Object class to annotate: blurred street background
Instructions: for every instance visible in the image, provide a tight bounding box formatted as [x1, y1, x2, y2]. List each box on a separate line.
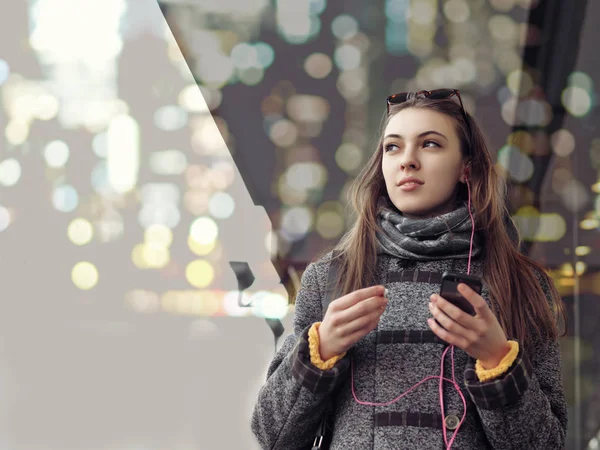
[0, 0, 598, 448]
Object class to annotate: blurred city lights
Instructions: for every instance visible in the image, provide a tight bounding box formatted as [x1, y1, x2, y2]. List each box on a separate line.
[72, 261, 99, 290]
[67, 218, 94, 246]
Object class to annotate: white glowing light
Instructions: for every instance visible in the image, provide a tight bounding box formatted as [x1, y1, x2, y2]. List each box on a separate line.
[107, 114, 140, 194]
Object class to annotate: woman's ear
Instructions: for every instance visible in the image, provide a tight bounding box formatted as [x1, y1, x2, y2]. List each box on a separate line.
[461, 162, 471, 183]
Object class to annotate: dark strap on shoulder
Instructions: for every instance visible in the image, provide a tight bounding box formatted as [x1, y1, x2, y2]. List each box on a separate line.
[311, 250, 341, 450]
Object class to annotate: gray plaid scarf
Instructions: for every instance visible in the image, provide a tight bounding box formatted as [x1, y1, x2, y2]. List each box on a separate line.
[375, 197, 484, 261]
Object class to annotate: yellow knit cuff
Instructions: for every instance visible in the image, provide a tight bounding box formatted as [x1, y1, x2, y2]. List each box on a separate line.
[475, 340, 520, 382]
[308, 322, 347, 371]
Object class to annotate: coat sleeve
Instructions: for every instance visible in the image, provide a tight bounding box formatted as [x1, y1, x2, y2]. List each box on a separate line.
[250, 259, 351, 450]
[463, 273, 568, 449]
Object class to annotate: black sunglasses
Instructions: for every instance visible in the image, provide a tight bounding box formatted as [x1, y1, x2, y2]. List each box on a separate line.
[386, 88, 468, 123]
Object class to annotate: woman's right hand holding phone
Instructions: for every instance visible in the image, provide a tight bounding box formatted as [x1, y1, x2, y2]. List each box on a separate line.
[318, 285, 388, 360]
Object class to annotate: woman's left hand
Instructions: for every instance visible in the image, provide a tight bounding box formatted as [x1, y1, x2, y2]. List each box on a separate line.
[427, 283, 511, 369]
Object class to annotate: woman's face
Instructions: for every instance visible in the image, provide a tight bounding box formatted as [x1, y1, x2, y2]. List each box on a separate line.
[381, 107, 467, 219]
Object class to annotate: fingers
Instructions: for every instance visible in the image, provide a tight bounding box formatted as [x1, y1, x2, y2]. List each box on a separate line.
[428, 299, 470, 336]
[430, 294, 474, 328]
[337, 293, 388, 324]
[427, 317, 468, 348]
[339, 305, 385, 336]
[346, 315, 381, 344]
[333, 285, 386, 310]
[457, 283, 489, 316]
[319, 285, 388, 356]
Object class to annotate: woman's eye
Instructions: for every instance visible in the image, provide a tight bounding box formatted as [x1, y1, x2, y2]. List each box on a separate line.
[423, 140, 440, 148]
[384, 143, 398, 152]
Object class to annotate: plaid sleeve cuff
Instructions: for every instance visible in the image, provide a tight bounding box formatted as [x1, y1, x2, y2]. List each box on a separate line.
[464, 340, 533, 410]
[290, 324, 350, 395]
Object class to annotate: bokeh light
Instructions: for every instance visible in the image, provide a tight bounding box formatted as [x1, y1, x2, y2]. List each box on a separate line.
[444, 0, 471, 23]
[142, 243, 170, 269]
[208, 192, 235, 219]
[190, 216, 219, 245]
[335, 143, 363, 174]
[145, 224, 173, 248]
[562, 86, 592, 117]
[0, 59, 9, 85]
[513, 208, 567, 242]
[281, 206, 313, 241]
[331, 14, 359, 40]
[43, 140, 70, 168]
[251, 291, 289, 319]
[107, 114, 140, 194]
[304, 53, 333, 79]
[560, 179, 590, 213]
[52, 185, 79, 213]
[0, 158, 22, 187]
[154, 105, 188, 131]
[72, 261, 99, 290]
[0, 206, 11, 232]
[188, 236, 218, 257]
[497, 145, 535, 183]
[551, 129, 576, 157]
[67, 218, 94, 246]
[285, 162, 327, 190]
[185, 259, 215, 288]
[334, 44, 361, 71]
[149, 149, 187, 175]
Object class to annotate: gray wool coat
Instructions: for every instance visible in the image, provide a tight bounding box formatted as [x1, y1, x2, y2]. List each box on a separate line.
[251, 251, 568, 449]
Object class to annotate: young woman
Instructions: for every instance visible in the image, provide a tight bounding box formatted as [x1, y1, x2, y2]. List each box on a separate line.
[251, 89, 567, 449]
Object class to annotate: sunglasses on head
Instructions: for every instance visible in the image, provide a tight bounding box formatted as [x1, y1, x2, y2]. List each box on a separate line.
[386, 88, 468, 120]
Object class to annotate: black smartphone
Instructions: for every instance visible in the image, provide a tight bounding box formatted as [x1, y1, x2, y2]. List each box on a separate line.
[439, 272, 483, 316]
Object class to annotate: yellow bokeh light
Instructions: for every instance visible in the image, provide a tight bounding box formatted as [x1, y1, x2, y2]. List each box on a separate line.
[575, 246, 591, 256]
[316, 210, 345, 240]
[443, 0, 470, 23]
[560, 263, 574, 277]
[562, 86, 592, 117]
[36, 94, 60, 121]
[161, 291, 177, 313]
[142, 243, 170, 269]
[580, 218, 599, 230]
[144, 224, 173, 247]
[72, 261, 99, 290]
[185, 260, 215, 288]
[188, 235, 217, 256]
[132, 244, 147, 269]
[576, 261, 587, 276]
[67, 218, 94, 246]
[200, 291, 222, 316]
[5, 120, 29, 146]
[335, 143, 363, 173]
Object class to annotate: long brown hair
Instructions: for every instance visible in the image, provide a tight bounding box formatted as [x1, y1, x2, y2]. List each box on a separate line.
[328, 96, 565, 351]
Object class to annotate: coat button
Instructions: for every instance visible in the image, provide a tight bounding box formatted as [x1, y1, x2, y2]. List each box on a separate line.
[444, 414, 460, 430]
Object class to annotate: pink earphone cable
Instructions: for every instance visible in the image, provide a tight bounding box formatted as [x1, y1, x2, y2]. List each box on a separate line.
[351, 175, 475, 450]
[466, 176, 474, 276]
